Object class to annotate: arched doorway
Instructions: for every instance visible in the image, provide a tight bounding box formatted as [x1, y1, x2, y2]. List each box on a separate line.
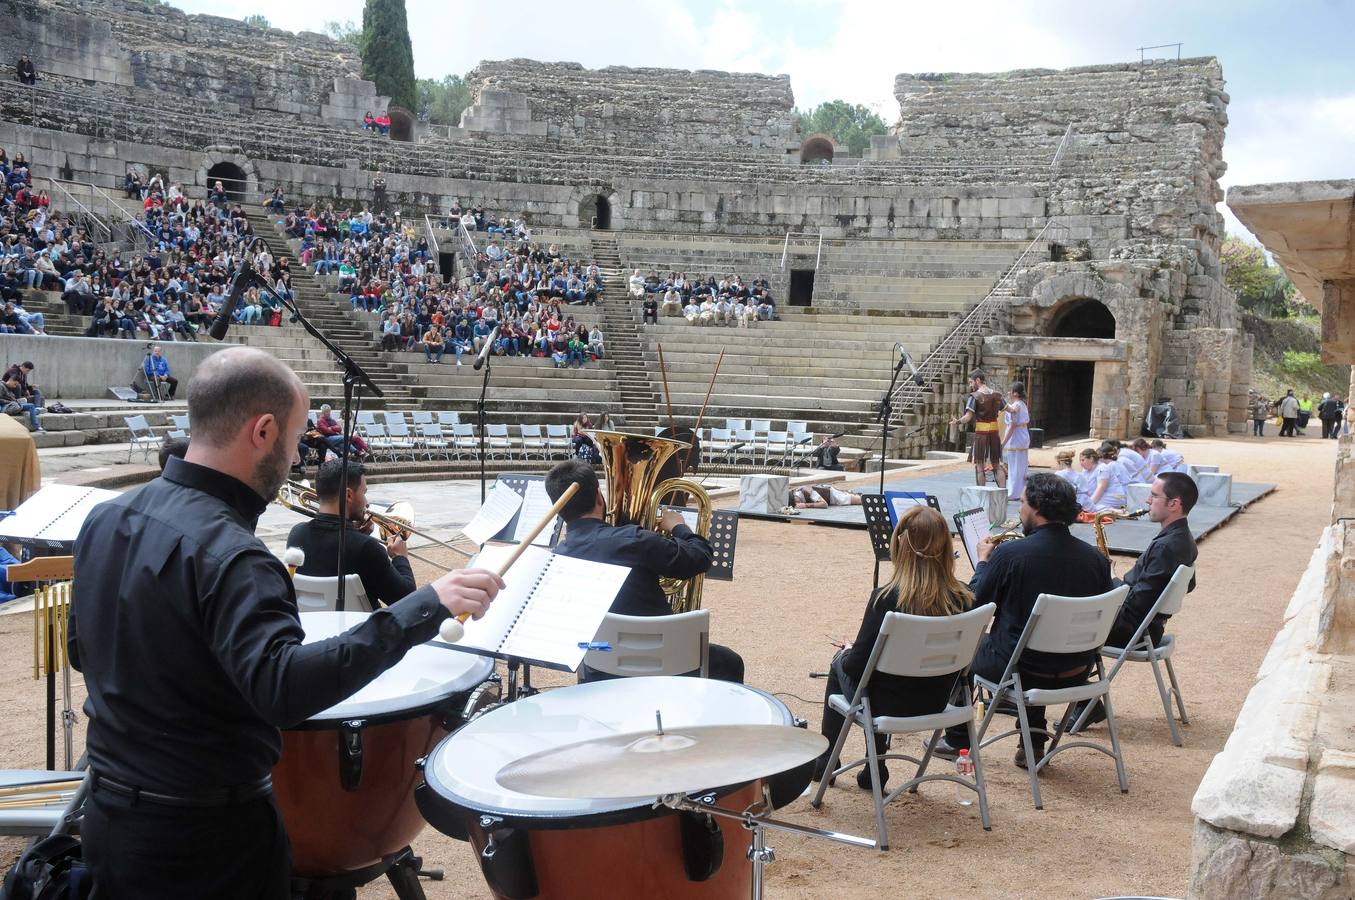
[387, 106, 415, 143]
[1041, 298, 1116, 439]
[206, 162, 247, 202]
[580, 195, 611, 230]
[799, 133, 835, 166]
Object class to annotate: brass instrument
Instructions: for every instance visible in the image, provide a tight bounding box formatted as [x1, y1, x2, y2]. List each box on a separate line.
[1091, 508, 1148, 558]
[593, 431, 715, 613]
[275, 480, 473, 567]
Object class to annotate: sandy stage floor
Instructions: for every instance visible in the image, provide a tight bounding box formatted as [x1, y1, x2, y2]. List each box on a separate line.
[0, 430, 1336, 898]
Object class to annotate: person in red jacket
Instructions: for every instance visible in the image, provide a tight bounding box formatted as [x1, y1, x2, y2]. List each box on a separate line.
[316, 404, 370, 460]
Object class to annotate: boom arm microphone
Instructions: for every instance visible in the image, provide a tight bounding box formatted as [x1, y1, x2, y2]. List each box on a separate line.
[472, 325, 500, 370]
[208, 258, 255, 341]
[895, 345, 924, 387]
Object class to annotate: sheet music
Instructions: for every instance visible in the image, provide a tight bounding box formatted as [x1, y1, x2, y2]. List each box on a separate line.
[512, 480, 559, 547]
[957, 508, 990, 572]
[885, 492, 929, 527]
[461, 484, 523, 546]
[456, 543, 548, 653]
[498, 553, 628, 669]
[0, 485, 120, 544]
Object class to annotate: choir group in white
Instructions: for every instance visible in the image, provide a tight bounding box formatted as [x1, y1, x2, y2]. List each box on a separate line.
[1053, 438, 1188, 513]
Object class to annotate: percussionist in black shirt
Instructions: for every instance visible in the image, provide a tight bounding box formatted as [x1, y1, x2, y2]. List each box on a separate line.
[286, 458, 416, 607]
[545, 458, 745, 683]
[68, 346, 503, 900]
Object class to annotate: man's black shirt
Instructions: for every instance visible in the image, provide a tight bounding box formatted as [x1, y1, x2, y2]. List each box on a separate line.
[70, 457, 449, 793]
[970, 522, 1112, 672]
[1113, 517, 1197, 639]
[286, 513, 416, 608]
[553, 517, 712, 617]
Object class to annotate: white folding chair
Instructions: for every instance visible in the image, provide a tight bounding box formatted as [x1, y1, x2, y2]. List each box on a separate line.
[731, 428, 759, 465]
[812, 603, 997, 847]
[788, 431, 817, 467]
[436, 411, 461, 427]
[124, 414, 161, 463]
[382, 411, 407, 428]
[583, 611, 710, 678]
[385, 422, 417, 460]
[519, 424, 548, 460]
[786, 420, 808, 438]
[451, 422, 477, 458]
[706, 427, 733, 464]
[291, 573, 372, 613]
[1079, 565, 1195, 746]
[411, 410, 435, 426]
[485, 423, 512, 460]
[545, 424, 571, 458]
[750, 418, 772, 435]
[764, 430, 790, 466]
[974, 585, 1130, 810]
[356, 410, 378, 428]
[419, 423, 451, 460]
[724, 418, 747, 432]
[170, 414, 191, 433]
[364, 423, 394, 460]
[166, 429, 187, 441]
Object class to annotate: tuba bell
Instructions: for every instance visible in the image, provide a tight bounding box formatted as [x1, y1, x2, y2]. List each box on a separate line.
[592, 430, 714, 613]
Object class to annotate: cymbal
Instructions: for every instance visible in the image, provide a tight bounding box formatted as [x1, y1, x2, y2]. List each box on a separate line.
[495, 724, 826, 800]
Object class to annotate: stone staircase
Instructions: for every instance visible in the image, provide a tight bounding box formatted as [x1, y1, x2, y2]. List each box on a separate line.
[589, 230, 661, 429]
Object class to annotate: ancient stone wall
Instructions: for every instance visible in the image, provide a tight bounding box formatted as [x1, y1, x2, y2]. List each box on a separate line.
[462, 60, 800, 152]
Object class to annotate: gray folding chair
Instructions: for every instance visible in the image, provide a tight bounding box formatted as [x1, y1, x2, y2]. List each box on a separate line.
[169, 414, 191, 434]
[355, 410, 378, 428]
[123, 414, 161, 463]
[418, 423, 451, 460]
[519, 424, 548, 460]
[545, 424, 571, 458]
[385, 421, 417, 460]
[436, 411, 461, 428]
[411, 410, 435, 426]
[974, 585, 1130, 810]
[811, 603, 996, 848]
[1079, 565, 1194, 746]
[582, 611, 710, 678]
[451, 422, 476, 459]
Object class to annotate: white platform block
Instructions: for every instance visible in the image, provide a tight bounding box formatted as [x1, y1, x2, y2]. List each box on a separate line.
[959, 484, 1009, 526]
[1196, 472, 1234, 507]
[739, 474, 789, 514]
[1188, 464, 1220, 480]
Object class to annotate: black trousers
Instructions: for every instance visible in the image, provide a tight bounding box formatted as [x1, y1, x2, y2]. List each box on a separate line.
[1280, 417, 1297, 436]
[579, 642, 745, 684]
[944, 636, 1090, 750]
[82, 785, 291, 900]
[151, 375, 178, 399]
[1321, 418, 1339, 439]
[818, 652, 887, 759]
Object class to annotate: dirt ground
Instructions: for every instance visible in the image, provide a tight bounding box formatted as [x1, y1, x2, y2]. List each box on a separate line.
[0, 429, 1336, 898]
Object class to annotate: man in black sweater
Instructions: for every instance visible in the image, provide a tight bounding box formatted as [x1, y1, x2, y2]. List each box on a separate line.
[931, 473, 1112, 768]
[546, 459, 745, 683]
[286, 459, 416, 608]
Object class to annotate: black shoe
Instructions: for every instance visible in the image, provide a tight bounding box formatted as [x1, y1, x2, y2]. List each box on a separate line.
[922, 735, 964, 762]
[1014, 743, 1046, 770]
[857, 762, 888, 791]
[812, 754, 829, 782]
[1062, 700, 1106, 734]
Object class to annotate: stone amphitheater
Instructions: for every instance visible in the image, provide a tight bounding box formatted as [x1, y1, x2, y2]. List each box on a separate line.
[0, 0, 1252, 463]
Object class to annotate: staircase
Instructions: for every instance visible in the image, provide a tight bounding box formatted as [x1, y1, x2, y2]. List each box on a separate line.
[242, 206, 411, 409]
[589, 231, 661, 429]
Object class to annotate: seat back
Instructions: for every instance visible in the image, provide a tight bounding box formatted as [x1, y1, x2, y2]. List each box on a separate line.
[872, 603, 996, 680]
[1024, 586, 1129, 656]
[411, 411, 434, 425]
[388, 422, 411, 438]
[170, 414, 191, 431]
[166, 429, 187, 440]
[725, 418, 747, 432]
[585, 611, 710, 677]
[452, 423, 475, 438]
[419, 424, 444, 440]
[786, 421, 808, 436]
[546, 424, 569, 438]
[124, 414, 150, 434]
[436, 411, 461, 426]
[487, 424, 509, 438]
[1154, 565, 1194, 618]
[356, 411, 377, 426]
[750, 419, 772, 434]
[366, 423, 388, 439]
[520, 424, 542, 439]
[292, 573, 371, 614]
[382, 411, 406, 427]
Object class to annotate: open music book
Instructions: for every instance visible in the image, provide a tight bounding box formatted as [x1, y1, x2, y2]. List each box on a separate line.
[953, 507, 991, 573]
[439, 543, 628, 672]
[0, 484, 120, 549]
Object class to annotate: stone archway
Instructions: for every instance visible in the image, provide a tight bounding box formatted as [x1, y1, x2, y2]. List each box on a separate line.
[1042, 297, 1116, 438]
[198, 151, 258, 203]
[574, 188, 621, 230]
[799, 133, 835, 166]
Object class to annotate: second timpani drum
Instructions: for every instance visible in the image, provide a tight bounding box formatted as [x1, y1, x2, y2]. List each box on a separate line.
[415, 676, 812, 899]
[273, 611, 496, 877]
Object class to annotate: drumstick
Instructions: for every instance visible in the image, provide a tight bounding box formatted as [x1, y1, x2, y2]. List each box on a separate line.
[438, 481, 579, 643]
[0, 778, 83, 799]
[283, 547, 305, 578]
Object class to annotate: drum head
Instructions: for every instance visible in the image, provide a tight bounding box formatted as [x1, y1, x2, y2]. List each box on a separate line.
[420, 676, 793, 829]
[298, 612, 494, 724]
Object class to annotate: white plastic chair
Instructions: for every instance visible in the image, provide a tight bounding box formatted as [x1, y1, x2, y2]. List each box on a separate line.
[355, 410, 378, 428]
[436, 411, 461, 427]
[364, 423, 394, 460]
[169, 414, 191, 433]
[545, 424, 571, 458]
[974, 585, 1130, 810]
[750, 418, 772, 435]
[485, 423, 512, 460]
[706, 427, 733, 464]
[385, 422, 417, 460]
[419, 423, 451, 460]
[450, 422, 476, 458]
[764, 430, 790, 466]
[731, 428, 759, 465]
[812, 603, 997, 847]
[583, 611, 710, 678]
[166, 429, 187, 441]
[519, 424, 548, 460]
[382, 411, 407, 428]
[291, 573, 372, 613]
[124, 414, 161, 463]
[788, 431, 817, 467]
[1081, 565, 1195, 746]
[411, 410, 435, 426]
[786, 421, 809, 438]
[725, 418, 747, 432]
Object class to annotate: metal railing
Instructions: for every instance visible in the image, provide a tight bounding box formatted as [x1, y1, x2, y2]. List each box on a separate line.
[38, 178, 112, 245]
[423, 213, 443, 279]
[780, 229, 824, 270]
[886, 217, 1070, 426]
[456, 218, 478, 260]
[1051, 124, 1075, 171]
[86, 181, 157, 249]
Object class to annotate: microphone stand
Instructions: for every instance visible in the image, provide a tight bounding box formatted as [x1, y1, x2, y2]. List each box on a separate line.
[476, 347, 492, 504]
[244, 273, 383, 613]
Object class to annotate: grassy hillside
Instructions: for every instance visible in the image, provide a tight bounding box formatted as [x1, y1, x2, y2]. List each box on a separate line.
[1244, 314, 1351, 402]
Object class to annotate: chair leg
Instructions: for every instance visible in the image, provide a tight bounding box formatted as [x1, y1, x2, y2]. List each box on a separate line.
[810, 712, 854, 809]
[910, 729, 939, 793]
[1165, 656, 1190, 724]
[966, 717, 992, 830]
[1013, 696, 1043, 810]
[1149, 654, 1183, 747]
[1102, 690, 1130, 794]
[861, 717, 890, 850]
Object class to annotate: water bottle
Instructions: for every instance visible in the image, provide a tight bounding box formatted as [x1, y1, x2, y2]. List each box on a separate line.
[956, 749, 974, 806]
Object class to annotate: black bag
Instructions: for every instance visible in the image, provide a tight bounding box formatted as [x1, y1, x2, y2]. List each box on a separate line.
[45, 403, 72, 415]
[1, 835, 93, 900]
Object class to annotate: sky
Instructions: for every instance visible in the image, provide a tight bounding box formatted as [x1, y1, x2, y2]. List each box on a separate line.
[172, 0, 1355, 243]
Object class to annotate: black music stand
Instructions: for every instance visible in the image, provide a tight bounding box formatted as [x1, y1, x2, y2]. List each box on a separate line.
[861, 495, 894, 590]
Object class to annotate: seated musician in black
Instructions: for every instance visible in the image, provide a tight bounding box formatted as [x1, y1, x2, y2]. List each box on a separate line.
[285, 459, 416, 608]
[545, 459, 745, 683]
[928, 473, 1112, 769]
[815, 505, 973, 789]
[1066, 471, 1198, 731]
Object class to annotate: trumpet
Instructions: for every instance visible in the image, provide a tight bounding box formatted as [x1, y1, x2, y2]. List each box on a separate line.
[275, 480, 474, 568]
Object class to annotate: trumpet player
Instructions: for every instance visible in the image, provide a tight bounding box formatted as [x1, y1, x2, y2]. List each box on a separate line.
[286, 459, 415, 607]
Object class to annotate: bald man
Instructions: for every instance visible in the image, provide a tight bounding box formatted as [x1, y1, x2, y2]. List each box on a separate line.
[68, 347, 503, 899]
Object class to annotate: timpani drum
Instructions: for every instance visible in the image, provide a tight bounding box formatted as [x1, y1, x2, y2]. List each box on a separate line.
[416, 676, 812, 900]
[273, 611, 496, 877]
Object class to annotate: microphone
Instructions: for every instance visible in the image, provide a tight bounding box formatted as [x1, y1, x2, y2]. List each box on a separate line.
[208, 259, 254, 341]
[895, 345, 924, 386]
[472, 325, 500, 370]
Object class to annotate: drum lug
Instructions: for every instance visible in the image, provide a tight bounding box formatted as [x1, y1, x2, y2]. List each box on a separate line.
[792, 716, 808, 729]
[480, 823, 538, 899]
[339, 719, 366, 792]
[414, 755, 426, 771]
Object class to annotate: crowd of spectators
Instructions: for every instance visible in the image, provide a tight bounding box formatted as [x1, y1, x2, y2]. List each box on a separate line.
[0, 148, 61, 335]
[630, 270, 776, 326]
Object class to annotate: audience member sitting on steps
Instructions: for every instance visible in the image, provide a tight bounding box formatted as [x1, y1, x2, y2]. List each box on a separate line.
[15, 55, 35, 85]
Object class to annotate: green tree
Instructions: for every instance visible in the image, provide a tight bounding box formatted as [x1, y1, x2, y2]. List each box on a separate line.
[242, 13, 270, 29]
[795, 100, 889, 157]
[360, 0, 416, 112]
[323, 19, 363, 50]
[417, 75, 471, 126]
[1222, 236, 1297, 317]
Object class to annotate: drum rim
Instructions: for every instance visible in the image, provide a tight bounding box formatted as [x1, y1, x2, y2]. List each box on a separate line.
[416, 679, 793, 829]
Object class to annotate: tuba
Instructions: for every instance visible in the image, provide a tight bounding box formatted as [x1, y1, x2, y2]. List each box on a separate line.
[593, 430, 714, 613]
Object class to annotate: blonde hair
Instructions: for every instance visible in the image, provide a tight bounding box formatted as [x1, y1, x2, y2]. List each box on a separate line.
[884, 506, 973, 618]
